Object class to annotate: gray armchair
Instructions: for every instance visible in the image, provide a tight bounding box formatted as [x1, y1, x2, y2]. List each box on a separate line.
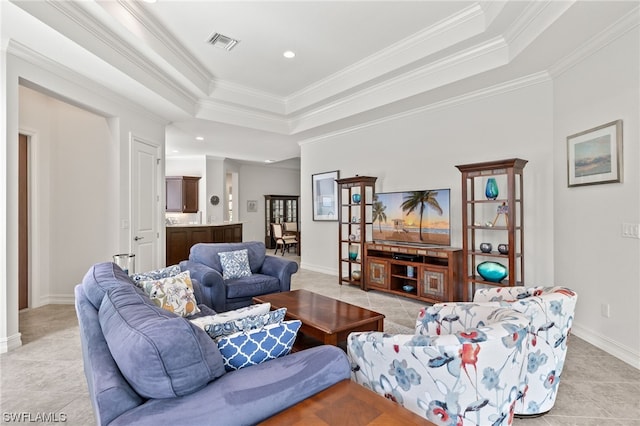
[180, 241, 298, 312]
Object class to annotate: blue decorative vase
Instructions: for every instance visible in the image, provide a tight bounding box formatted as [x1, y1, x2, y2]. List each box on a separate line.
[477, 261, 508, 282]
[485, 178, 499, 200]
[352, 193, 361, 204]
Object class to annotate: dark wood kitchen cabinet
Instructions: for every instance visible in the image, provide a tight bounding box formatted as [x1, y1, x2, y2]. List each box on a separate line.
[166, 223, 243, 265]
[166, 176, 200, 213]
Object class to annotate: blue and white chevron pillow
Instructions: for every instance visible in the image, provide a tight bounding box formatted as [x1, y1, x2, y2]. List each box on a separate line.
[216, 320, 301, 371]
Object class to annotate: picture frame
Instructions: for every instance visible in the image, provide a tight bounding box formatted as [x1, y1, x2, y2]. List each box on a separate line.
[246, 200, 258, 213]
[567, 120, 623, 187]
[312, 170, 339, 221]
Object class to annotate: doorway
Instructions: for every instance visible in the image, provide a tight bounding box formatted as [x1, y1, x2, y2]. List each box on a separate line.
[18, 134, 28, 310]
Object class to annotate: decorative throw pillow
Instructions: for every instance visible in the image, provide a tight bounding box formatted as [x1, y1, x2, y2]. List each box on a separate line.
[216, 320, 302, 371]
[218, 249, 252, 280]
[189, 303, 271, 330]
[204, 308, 287, 339]
[131, 265, 181, 288]
[140, 270, 200, 317]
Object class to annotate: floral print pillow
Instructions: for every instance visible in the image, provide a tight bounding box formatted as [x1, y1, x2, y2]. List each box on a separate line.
[131, 265, 181, 288]
[140, 270, 200, 317]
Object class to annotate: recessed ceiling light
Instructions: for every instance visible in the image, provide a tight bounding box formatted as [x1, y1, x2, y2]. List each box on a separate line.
[265, 159, 275, 163]
[195, 136, 204, 141]
[283, 50, 295, 59]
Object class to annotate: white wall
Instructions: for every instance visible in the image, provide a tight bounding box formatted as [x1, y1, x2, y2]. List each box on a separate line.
[553, 27, 640, 367]
[19, 86, 116, 304]
[237, 163, 301, 244]
[301, 79, 555, 281]
[1, 50, 166, 352]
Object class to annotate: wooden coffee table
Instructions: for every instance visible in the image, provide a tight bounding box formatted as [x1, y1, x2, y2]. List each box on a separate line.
[259, 379, 435, 425]
[252, 289, 384, 348]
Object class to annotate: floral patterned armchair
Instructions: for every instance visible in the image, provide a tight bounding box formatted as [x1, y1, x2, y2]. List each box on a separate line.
[471, 286, 578, 416]
[348, 305, 529, 425]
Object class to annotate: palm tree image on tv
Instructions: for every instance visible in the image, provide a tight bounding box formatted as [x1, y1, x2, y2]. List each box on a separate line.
[372, 189, 450, 246]
[400, 191, 443, 241]
[372, 195, 387, 232]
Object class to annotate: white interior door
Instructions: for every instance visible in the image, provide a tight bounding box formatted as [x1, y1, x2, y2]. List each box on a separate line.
[131, 136, 159, 273]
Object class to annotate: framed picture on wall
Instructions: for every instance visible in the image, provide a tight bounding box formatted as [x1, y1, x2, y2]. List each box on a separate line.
[312, 170, 339, 221]
[567, 119, 623, 187]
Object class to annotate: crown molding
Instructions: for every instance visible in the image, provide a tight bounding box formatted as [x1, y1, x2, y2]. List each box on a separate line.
[299, 71, 551, 147]
[290, 37, 509, 134]
[505, 0, 575, 60]
[285, 3, 490, 114]
[209, 79, 286, 115]
[549, 5, 640, 78]
[197, 99, 291, 134]
[7, 39, 168, 125]
[12, 0, 199, 114]
[108, 0, 213, 95]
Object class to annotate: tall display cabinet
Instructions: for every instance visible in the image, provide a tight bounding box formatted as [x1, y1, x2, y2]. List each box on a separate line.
[264, 195, 299, 250]
[456, 158, 527, 301]
[336, 176, 377, 288]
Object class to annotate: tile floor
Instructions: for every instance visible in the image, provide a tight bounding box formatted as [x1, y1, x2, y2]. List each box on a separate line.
[1, 263, 639, 425]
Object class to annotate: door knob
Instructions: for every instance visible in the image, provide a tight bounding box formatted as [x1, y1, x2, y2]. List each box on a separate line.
[134, 236, 144, 241]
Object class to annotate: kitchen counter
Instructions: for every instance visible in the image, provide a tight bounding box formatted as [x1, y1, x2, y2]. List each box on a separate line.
[166, 223, 243, 265]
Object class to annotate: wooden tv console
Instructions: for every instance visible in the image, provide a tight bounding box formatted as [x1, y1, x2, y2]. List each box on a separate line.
[364, 242, 463, 303]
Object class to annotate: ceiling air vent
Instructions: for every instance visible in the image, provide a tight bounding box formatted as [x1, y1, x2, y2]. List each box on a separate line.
[207, 32, 239, 51]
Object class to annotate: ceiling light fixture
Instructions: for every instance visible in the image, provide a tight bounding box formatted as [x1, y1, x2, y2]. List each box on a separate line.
[207, 32, 239, 51]
[195, 136, 204, 141]
[265, 159, 275, 163]
[283, 50, 296, 59]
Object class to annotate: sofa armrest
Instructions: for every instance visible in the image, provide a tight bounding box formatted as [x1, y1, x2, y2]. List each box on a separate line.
[261, 255, 299, 292]
[180, 260, 226, 312]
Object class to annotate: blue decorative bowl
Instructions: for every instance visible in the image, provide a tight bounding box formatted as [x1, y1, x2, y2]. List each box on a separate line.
[402, 284, 415, 292]
[477, 261, 508, 283]
[352, 194, 361, 204]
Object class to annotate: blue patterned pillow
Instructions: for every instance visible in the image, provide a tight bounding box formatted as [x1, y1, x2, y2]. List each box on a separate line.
[204, 308, 287, 339]
[131, 265, 181, 288]
[217, 320, 301, 371]
[218, 249, 252, 280]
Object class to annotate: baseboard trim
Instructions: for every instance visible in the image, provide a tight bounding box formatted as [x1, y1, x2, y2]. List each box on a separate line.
[571, 323, 640, 369]
[0, 332, 22, 353]
[298, 263, 337, 277]
[39, 294, 75, 305]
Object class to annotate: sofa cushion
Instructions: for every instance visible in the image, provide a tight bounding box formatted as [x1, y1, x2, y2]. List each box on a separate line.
[82, 262, 138, 309]
[189, 241, 267, 274]
[226, 274, 280, 299]
[99, 285, 225, 399]
[218, 249, 252, 280]
[204, 308, 287, 339]
[131, 264, 181, 286]
[139, 271, 201, 317]
[217, 320, 301, 371]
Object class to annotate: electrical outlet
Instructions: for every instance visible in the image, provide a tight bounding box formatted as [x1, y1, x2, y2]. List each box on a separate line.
[621, 223, 640, 239]
[601, 303, 611, 318]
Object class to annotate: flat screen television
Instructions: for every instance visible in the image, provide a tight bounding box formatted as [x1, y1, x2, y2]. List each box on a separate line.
[372, 189, 451, 246]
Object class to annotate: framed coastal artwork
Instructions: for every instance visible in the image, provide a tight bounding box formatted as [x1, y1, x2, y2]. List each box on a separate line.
[312, 170, 339, 221]
[567, 120, 622, 187]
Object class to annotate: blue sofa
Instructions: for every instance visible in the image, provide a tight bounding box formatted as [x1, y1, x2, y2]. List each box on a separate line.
[75, 262, 351, 426]
[180, 241, 298, 312]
